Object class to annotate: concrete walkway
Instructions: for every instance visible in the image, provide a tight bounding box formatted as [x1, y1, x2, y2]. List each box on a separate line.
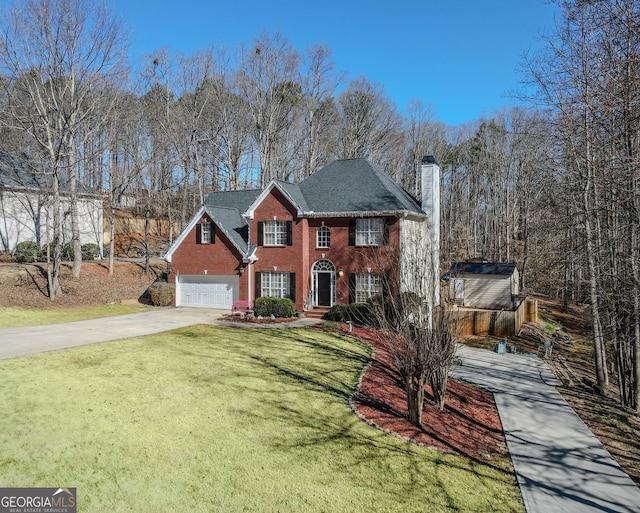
[453, 345, 640, 513]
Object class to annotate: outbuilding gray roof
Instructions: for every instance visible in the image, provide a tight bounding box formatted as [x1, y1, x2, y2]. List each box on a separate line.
[449, 262, 518, 276]
[200, 158, 425, 256]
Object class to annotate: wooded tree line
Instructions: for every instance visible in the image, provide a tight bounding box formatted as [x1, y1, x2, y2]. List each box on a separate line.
[0, 0, 638, 411]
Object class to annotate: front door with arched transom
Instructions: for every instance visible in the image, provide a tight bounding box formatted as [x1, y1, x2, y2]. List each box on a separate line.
[312, 259, 335, 307]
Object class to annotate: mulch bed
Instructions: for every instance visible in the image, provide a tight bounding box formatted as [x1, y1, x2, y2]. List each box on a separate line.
[220, 314, 297, 324]
[342, 324, 509, 460]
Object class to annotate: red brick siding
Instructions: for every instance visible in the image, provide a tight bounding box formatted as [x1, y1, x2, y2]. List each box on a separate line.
[307, 217, 400, 305]
[169, 215, 246, 304]
[170, 193, 403, 310]
[251, 189, 306, 309]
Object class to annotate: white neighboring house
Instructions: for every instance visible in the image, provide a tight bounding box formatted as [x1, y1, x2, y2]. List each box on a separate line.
[0, 152, 104, 255]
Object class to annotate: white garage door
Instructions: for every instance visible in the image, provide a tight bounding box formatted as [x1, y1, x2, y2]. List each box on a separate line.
[177, 275, 238, 309]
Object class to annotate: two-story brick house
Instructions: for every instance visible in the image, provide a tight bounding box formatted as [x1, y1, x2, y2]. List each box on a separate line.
[164, 157, 440, 312]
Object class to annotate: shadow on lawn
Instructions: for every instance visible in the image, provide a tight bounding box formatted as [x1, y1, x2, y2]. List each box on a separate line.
[162, 325, 518, 496]
[239, 328, 516, 479]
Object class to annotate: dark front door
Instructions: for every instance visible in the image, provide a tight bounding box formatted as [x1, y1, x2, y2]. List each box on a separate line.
[317, 272, 332, 306]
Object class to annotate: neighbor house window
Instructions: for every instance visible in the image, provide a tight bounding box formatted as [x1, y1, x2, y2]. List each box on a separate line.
[261, 271, 290, 298]
[354, 273, 383, 303]
[356, 218, 383, 246]
[317, 226, 330, 248]
[201, 222, 212, 243]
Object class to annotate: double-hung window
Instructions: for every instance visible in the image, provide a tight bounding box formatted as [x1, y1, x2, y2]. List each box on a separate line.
[261, 271, 290, 298]
[354, 273, 383, 303]
[355, 218, 383, 246]
[316, 226, 330, 248]
[200, 222, 212, 244]
[196, 222, 214, 244]
[262, 221, 289, 246]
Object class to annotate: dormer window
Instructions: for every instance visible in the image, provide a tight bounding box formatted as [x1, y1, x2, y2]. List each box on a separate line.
[316, 226, 330, 248]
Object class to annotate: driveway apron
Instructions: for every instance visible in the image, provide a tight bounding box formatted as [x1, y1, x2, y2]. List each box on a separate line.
[0, 308, 227, 360]
[453, 345, 640, 513]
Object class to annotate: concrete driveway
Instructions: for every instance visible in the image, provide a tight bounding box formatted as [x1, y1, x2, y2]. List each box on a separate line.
[0, 308, 227, 360]
[0, 308, 323, 360]
[453, 345, 640, 513]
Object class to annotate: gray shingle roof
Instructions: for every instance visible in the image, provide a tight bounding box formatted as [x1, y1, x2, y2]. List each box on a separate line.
[274, 180, 308, 212]
[204, 206, 249, 254]
[201, 158, 425, 256]
[0, 152, 46, 189]
[204, 189, 261, 212]
[449, 262, 517, 276]
[298, 159, 424, 215]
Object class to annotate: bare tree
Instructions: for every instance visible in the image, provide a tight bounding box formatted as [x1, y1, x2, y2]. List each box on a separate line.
[526, 0, 640, 408]
[238, 32, 302, 186]
[354, 218, 456, 427]
[337, 77, 405, 171]
[0, 0, 129, 297]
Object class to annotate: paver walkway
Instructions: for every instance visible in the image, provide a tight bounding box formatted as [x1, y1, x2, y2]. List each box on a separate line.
[453, 345, 640, 513]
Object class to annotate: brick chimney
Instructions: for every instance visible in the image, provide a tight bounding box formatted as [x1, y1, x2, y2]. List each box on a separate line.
[421, 155, 440, 305]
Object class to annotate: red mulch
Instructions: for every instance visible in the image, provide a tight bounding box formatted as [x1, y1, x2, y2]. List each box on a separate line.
[343, 324, 509, 460]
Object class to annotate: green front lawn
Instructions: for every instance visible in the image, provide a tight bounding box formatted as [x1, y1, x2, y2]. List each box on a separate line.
[0, 327, 523, 512]
[0, 303, 151, 328]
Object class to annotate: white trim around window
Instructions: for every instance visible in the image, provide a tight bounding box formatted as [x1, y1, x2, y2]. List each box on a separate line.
[356, 218, 383, 246]
[261, 271, 290, 298]
[201, 222, 212, 244]
[316, 225, 330, 248]
[264, 221, 288, 246]
[355, 273, 383, 303]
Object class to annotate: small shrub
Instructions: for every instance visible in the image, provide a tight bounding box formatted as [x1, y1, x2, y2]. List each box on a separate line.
[81, 243, 101, 260]
[0, 251, 15, 263]
[324, 304, 347, 322]
[41, 242, 74, 261]
[61, 242, 74, 260]
[148, 282, 175, 307]
[325, 303, 373, 325]
[14, 241, 40, 263]
[254, 296, 295, 318]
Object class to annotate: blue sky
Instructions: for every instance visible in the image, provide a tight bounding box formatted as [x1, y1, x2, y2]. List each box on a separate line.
[109, 0, 558, 126]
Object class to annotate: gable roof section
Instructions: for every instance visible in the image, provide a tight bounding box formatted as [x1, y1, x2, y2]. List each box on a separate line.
[204, 188, 261, 212]
[298, 158, 425, 216]
[204, 205, 249, 255]
[243, 181, 306, 219]
[449, 262, 517, 276]
[164, 205, 251, 262]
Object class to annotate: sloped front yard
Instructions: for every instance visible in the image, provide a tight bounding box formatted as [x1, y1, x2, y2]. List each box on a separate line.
[0, 326, 523, 513]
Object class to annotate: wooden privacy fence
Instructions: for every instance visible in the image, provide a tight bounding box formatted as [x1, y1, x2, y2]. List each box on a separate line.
[448, 298, 538, 337]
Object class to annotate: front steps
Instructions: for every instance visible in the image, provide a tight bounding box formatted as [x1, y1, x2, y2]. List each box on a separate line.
[305, 306, 330, 319]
